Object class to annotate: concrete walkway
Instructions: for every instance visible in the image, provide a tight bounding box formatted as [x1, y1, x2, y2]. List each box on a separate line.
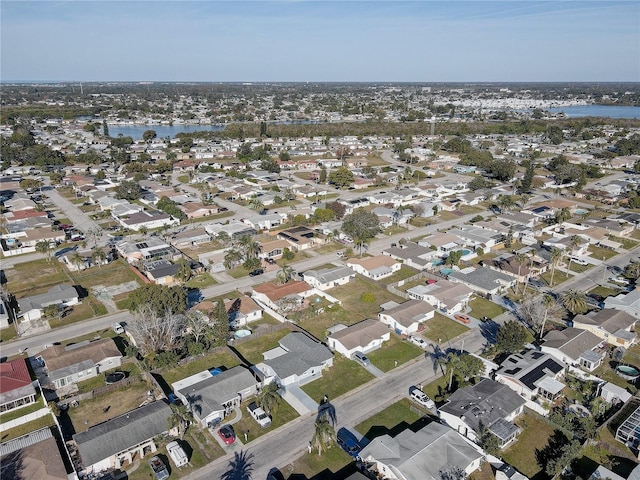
[279, 385, 318, 415]
[364, 363, 385, 378]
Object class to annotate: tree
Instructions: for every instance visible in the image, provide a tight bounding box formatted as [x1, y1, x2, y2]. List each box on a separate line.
[624, 261, 640, 284]
[477, 423, 501, 456]
[176, 258, 192, 283]
[260, 157, 280, 173]
[496, 320, 528, 354]
[445, 250, 463, 266]
[514, 253, 528, 294]
[258, 382, 281, 416]
[549, 247, 563, 287]
[497, 195, 516, 213]
[311, 417, 336, 455]
[561, 289, 589, 315]
[224, 249, 243, 270]
[282, 247, 295, 261]
[439, 351, 484, 391]
[520, 160, 535, 192]
[248, 198, 265, 211]
[116, 180, 142, 201]
[276, 264, 295, 284]
[328, 166, 354, 188]
[237, 235, 261, 260]
[327, 201, 346, 219]
[342, 208, 380, 255]
[69, 252, 84, 271]
[168, 403, 193, 439]
[539, 293, 556, 339]
[128, 284, 188, 315]
[19, 178, 43, 192]
[35, 240, 52, 262]
[126, 305, 185, 356]
[49, 172, 64, 185]
[142, 129, 157, 142]
[43, 304, 60, 319]
[319, 166, 327, 184]
[102, 120, 109, 137]
[91, 249, 106, 268]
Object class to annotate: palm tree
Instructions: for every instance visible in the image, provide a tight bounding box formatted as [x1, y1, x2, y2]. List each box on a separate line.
[224, 249, 243, 270]
[539, 294, 556, 340]
[549, 247, 562, 287]
[217, 231, 230, 247]
[566, 235, 582, 271]
[237, 235, 261, 260]
[176, 259, 192, 283]
[139, 225, 148, 237]
[35, 240, 52, 262]
[69, 252, 84, 271]
[248, 198, 265, 211]
[276, 264, 295, 285]
[561, 289, 589, 315]
[167, 403, 193, 439]
[311, 417, 336, 455]
[91, 249, 106, 268]
[514, 253, 527, 294]
[438, 351, 462, 392]
[257, 383, 281, 416]
[520, 193, 532, 209]
[624, 261, 640, 284]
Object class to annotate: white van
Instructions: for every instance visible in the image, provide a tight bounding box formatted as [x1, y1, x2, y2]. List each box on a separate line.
[167, 440, 188, 468]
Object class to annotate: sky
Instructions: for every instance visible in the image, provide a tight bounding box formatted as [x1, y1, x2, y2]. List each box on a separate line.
[1, 0, 639, 83]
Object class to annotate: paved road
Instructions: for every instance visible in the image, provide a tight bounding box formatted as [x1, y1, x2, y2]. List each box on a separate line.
[43, 188, 105, 242]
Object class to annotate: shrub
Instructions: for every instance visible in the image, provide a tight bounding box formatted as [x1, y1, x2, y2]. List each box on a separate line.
[361, 292, 376, 303]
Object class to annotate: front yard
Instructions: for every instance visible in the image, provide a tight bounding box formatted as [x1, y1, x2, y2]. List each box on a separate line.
[231, 397, 300, 444]
[301, 354, 374, 404]
[467, 296, 505, 320]
[233, 328, 293, 365]
[502, 410, 556, 479]
[355, 398, 430, 441]
[366, 334, 424, 372]
[422, 313, 470, 343]
[160, 349, 240, 386]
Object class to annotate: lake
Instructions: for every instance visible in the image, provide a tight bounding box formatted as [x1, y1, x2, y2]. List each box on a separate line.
[547, 105, 640, 119]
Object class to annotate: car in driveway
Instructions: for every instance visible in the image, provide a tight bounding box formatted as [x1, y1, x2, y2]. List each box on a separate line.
[408, 336, 428, 349]
[217, 425, 236, 445]
[336, 427, 361, 457]
[409, 386, 435, 409]
[453, 313, 470, 324]
[570, 256, 589, 266]
[249, 268, 264, 277]
[247, 401, 271, 428]
[352, 351, 370, 366]
[111, 322, 124, 334]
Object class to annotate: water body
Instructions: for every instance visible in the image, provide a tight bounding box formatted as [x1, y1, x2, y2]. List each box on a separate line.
[547, 105, 640, 119]
[106, 124, 225, 140]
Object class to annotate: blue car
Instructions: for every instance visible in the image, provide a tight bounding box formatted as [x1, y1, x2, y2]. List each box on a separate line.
[336, 427, 361, 457]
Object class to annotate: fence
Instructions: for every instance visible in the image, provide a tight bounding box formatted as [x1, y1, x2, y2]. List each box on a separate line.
[0, 408, 50, 433]
[65, 377, 137, 404]
[386, 270, 445, 299]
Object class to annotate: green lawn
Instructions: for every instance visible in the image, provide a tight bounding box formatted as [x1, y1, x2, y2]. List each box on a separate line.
[231, 397, 300, 444]
[185, 273, 217, 289]
[355, 398, 430, 441]
[609, 235, 638, 250]
[75, 362, 141, 395]
[378, 265, 420, 286]
[9, 259, 68, 297]
[0, 394, 45, 423]
[568, 262, 593, 273]
[366, 334, 423, 372]
[588, 245, 619, 261]
[301, 355, 374, 404]
[234, 329, 292, 365]
[0, 326, 18, 343]
[540, 269, 573, 287]
[588, 285, 623, 299]
[0, 417, 56, 442]
[282, 441, 356, 480]
[422, 313, 469, 343]
[502, 410, 556, 479]
[467, 296, 505, 320]
[161, 350, 240, 385]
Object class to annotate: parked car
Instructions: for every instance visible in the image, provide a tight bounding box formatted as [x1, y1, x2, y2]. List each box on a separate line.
[249, 268, 264, 277]
[610, 276, 629, 284]
[570, 256, 589, 266]
[336, 427, 361, 457]
[408, 336, 428, 349]
[247, 401, 271, 428]
[352, 351, 370, 366]
[454, 313, 471, 324]
[111, 322, 124, 334]
[265, 258, 276, 264]
[336, 251, 345, 257]
[149, 456, 169, 480]
[409, 386, 435, 409]
[218, 425, 236, 445]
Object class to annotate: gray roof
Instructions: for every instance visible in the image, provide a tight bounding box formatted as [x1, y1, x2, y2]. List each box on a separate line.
[542, 328, 603, 361]
[177, 366, 257, 422]
[359, 421, 483, 480]
[328, 319, 390, 350]
[304, 266, 354, 284]
[439, 378, 525, 437]
[496, 350, 565, 391]
[17, 284, 78, 313]
[73, 401, 172, 468]
[264, 332, 332, 379]
[381, 299, 434, 328]
[573, 309, 637, 336]
[449, 267, 514, 293]
[145, 259, 180, 279]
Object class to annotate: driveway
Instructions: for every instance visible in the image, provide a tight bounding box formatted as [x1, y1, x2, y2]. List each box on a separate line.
[363, 363, 385, 378]
[279, 384, 318, 415]
[44, 189, 104, 242]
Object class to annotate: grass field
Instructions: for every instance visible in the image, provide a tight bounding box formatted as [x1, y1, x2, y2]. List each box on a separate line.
[185, 273, 217, 289]
[301, 355, 374, 403]
[366, 334, 423, 372]
[233, 329, 293, 365]
[0, 417, 56, 443]
[467, 296, 505, 320]
[502, 410, 556, 479]
[588, 245, 619, 261]
[378, 265, 420, 286]
[231, 397, 300, 444]
[541, 269, 572, 287]
[161, 349, 240, 385]
[354, 398, 430, 441]
[282, 442, 356, 480]
[422, 313, 469, 343]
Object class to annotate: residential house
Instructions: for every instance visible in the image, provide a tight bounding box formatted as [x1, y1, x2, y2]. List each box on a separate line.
[359, 421, 484, 480]
[143, 259, 180, 285]
[302, 266, 355, 291]
[258, 239, 290, 260]
[256, 331, 333, 386]
[117, 210, 179, 231]
[252, 281, 313, 312]
[346, 255, 401, 280]
[599, 382, 632, 405]
[572, 309, 637, 348]
[243, 213, 287, 231]
[17, 284, 79, 322]
[438, 378, 526, 448]
[604, 288, 640, 318]
[36, 338, 122, 390]
[0, 358, 37, 414]
[73, 401, 173, 475]
[0, 428, 69, 480]
[172, 366, 260, 427]
[277, 226, 325, 251]
[449, 267, 516, 296]
[205, 221, 256, 240]
[179, 202, 219, 219]
[540, 328, 606, 372]
[448, 227, 503, 254]
[406, 278, 473, 314]
[419, 232, 465, 254]
[378, 299, 435, 336]
[170, 227, 211, 248]
[225, 295, 263, 328]
[327, 319, 391, 358]
[383, 242, 434, 270]
[495, 350, 566, 402]
[483, 253, 532, 283]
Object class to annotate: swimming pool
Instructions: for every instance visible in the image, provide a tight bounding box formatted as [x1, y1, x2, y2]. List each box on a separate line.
[440, 268, 453, 275]
[575, 208, 589, 215]
[432, 259, 444, 266]
[460, 249, 472, 256]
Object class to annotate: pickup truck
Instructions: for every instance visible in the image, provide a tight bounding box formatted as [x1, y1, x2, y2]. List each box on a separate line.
[149, 456, 169, 480]
[247, 401, 271, 428]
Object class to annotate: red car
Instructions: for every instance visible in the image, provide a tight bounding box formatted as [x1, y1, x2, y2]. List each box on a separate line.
[218, 425, 235, 445]
[454, 313, 471, 324]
